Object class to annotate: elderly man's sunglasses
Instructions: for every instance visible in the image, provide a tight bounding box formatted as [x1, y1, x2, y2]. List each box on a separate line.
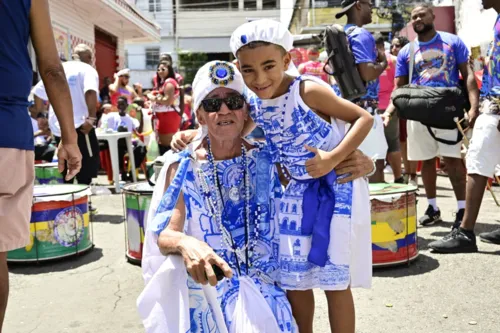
[201, 95, 245, 113]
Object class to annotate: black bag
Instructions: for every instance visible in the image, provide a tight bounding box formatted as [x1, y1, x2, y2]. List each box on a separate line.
[323, 24, 366, 101]
[391, 42, 466, 144]
[392, 84, 466, 130]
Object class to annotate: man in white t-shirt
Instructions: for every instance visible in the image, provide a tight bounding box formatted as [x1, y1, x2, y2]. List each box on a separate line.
[33, 44, 100, 185]
[100, 96, 146, 181]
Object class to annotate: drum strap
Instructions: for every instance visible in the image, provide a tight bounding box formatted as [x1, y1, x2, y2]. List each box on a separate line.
[150, 155, 191, 235]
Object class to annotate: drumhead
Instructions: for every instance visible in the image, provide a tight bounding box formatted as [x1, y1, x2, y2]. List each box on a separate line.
[35, 162, 59, 168]
[33, 184, 90, 203]
[123, 182, 154, 194]
[369, 183, 418, 197]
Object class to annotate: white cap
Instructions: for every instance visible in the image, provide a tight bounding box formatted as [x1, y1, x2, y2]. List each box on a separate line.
[115, 68, 130, 78]
[192, 61, 246, 113]
[230, 19, 294, 56]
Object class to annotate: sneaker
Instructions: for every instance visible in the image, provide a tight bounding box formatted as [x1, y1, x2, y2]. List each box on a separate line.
[429, 228, 478, 253]
[409, 179, 418, 187]
[451, 209, 465, 230]
[89, 204, 98, 215]
[419, 205, 442, 226]
[394, 176, 406, 184]
[479, 229, 500, 245]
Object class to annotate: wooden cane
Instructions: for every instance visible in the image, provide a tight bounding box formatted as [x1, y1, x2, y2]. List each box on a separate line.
[454, 117, 500, 206]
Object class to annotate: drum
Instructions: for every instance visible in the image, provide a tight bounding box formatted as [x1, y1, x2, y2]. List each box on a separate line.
[370, 183, 419, 267]
[8, 185, 93, 262]
[123, 182, 153, 264]
[35, 162, 64, 184]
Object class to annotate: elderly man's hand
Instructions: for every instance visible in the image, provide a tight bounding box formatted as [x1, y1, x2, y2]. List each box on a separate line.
[179, 237, 233, 286]
[334, 149, 374, 184]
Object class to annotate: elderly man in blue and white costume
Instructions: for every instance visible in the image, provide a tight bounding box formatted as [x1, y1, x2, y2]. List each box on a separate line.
[137, 61, 297, 333]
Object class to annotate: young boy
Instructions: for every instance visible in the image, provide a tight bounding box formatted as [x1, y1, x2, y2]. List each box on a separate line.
[101, 96, 146, 180]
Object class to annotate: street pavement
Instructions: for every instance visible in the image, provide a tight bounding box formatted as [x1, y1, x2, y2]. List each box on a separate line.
[4, 174, 500, 333]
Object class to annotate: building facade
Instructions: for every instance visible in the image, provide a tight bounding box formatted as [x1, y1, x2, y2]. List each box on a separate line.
[125, 0, 296, 86]
[31, 0, 160, 90]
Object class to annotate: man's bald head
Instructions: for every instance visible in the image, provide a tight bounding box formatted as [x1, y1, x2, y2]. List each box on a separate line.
[72, 44, 93, 65]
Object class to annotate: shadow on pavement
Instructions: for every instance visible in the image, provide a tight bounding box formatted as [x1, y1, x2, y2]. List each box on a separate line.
[373, 253, 439, 277]
[92, 214, 124, 224]
[8, 247, 104, 275]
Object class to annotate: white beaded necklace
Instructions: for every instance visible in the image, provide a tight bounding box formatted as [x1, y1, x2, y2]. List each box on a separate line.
[277, 76, 300, 182]
[197, 139, 261, 274]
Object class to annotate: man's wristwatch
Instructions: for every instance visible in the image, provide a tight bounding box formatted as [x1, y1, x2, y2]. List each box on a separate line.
[366, 158, 377, 178]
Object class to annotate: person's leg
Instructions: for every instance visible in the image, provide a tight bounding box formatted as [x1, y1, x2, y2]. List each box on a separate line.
[428, 113, 500, 253]
[436, 129, 468, 226]
[387, 152, 403, 181]
[428, 172, 482, 253]
[0, 252, 8, 331]
[368, 159, 385, 183]
[118, 138, 127, 175]
[133, 140, 147, 169]
[462, 174, 488, 230]
[400, 119, 418, 184]
[421, 158, 437, 202]
[442, 157, 466, 204]
[75, 129, 100, 185]
[325, 289, 355, 333]
[407, 121, 441, 224]
[0, 149, 34, 331]
[287, 290, 315, 333]
[384, 114, 403, 181]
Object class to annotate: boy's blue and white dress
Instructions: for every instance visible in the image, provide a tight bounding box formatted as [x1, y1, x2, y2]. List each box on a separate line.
[137, 142, 297, 333]
[248, 75, 372, 291]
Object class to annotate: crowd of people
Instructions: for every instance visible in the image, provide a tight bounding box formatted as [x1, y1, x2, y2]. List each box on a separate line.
[1, 0, 500, 332]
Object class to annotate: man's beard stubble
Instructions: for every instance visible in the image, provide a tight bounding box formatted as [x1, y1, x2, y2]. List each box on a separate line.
[415, 23, 434, 35]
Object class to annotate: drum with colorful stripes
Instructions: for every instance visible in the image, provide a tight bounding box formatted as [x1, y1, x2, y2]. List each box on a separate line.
[370, 183, 419, 267]
[8, 185, 93, 262]
[35, 162, 64, 185]
[123, 182, 153, 264]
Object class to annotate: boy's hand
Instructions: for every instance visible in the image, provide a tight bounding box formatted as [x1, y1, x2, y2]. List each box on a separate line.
[171, 130, 197, 152]
[304, 145, 338, 178]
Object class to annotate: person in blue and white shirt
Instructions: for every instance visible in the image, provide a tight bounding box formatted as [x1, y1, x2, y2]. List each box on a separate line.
[383, 3, 480, 230]
[336, 0, 389, 183]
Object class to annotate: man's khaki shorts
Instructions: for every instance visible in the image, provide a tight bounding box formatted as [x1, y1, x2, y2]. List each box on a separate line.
[0, 148, 34, 252]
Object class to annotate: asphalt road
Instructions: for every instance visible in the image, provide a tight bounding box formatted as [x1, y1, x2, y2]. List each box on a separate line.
[4, 175, 500, 333]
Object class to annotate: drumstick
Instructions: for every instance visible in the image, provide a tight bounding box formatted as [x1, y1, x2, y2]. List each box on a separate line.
[455, 117, 500, 206]
[85, 134, 93, 158]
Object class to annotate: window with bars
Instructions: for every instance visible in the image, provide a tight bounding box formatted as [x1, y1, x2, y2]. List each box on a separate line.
[145, 48, 160, 70]
[149, 0, 161, 12]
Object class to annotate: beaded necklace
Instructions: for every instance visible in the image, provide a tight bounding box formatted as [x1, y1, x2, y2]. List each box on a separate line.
[277, 76, 301, 182]
[197, 138, 261, 276]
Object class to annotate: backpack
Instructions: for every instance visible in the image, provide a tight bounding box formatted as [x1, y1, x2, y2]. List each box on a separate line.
[322, 24, 366, 101]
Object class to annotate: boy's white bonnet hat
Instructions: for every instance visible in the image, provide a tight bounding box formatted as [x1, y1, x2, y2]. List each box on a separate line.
[230, 19, 294, 56]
